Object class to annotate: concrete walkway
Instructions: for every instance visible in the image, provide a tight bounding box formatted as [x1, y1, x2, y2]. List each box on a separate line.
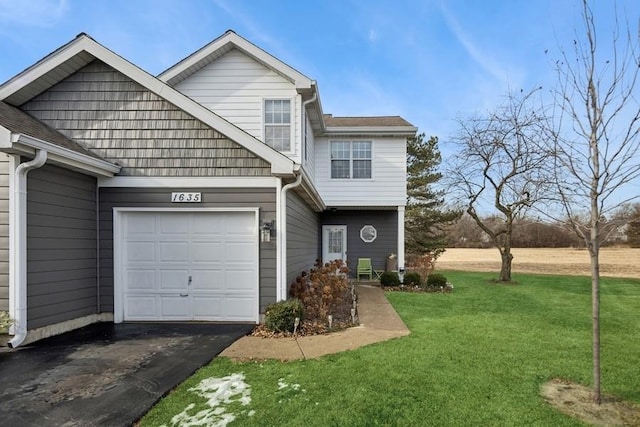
[220, 284, 410, 361]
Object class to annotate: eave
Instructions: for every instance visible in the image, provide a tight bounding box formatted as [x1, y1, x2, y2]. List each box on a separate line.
[322, 126, 418, 137]
[0, 129, 121, 177]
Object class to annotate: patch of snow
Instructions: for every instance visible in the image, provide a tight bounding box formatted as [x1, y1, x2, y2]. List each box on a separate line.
[162, 373, 252, 427]
[277, 378, 302, 391]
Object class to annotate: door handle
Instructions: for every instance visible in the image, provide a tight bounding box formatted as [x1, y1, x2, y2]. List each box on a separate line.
[180, 293, 188, 297]
[188, 276, 192, 285]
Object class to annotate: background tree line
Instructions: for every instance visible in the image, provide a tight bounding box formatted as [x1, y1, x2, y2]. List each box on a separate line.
[444, 208, 640, 249]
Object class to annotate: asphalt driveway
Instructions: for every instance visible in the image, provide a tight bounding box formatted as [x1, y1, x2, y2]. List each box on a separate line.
[0, 322, 253, 426]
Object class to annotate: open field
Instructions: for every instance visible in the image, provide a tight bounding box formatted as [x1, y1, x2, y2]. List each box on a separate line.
[437, 247, 640, 279]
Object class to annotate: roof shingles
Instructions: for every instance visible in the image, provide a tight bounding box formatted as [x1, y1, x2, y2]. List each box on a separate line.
[0, 101, 103, 159]
[323, 114, 414, 128]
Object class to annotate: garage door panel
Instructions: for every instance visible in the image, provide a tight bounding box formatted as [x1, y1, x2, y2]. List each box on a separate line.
[159, 269, 189, 290]
[225, 270, 256, 291]
[191, 296, 223, 319]
[226, 242, 256, 261]
[160, 241, 189, 261]
[125, 295, 158, 319]
[225, 215, 255, 234]
[190, 270, 222, 290]
[127, 242, 156, 261]
[159, 296, 190, 318]
[126, 214, 156, 234]
[192, 214, 225, 231]
[127, 270, 156, 290]
[160, 214, 190, 233]
[121, 210, 258, 322]
[192, 242, 224, 262]
[224, 297, 258, 320]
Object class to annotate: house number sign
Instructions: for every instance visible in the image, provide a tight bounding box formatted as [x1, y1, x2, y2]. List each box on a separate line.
[171, 192, 202, 203]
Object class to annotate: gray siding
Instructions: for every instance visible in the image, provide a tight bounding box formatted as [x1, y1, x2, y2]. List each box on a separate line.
[0, 154, 8, 311]
[27, 164, 98, 329]
[286, 191, 319, 289]
[20, 61, 271, 177]
[320, 210, 398, 276]
[98, 187, 277, 313]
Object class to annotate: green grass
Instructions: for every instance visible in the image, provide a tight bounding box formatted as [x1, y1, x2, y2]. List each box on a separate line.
[140, 271, 640, 426]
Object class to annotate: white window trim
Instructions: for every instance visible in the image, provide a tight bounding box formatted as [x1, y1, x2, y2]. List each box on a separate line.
[262, 97, 295, 155]
[329, 139, 374, 180]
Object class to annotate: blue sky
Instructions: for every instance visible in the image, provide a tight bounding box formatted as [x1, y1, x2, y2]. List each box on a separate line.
[0, 0, 638, 146]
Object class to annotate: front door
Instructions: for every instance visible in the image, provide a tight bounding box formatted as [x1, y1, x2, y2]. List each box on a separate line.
[322, 225, 347, 263]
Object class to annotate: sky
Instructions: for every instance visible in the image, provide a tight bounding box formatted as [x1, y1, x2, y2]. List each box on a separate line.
[2, 0, 640, 213]
[2, 0, 638, 143]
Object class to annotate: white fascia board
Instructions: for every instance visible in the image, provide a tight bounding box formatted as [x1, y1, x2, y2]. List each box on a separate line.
[298, 166, 326, 211]
[323, 126, 418, 137]
[2, 35, 295, 177]
[0, 38, 92, 100]
[158, 31, 313, 90]
[98, 176, 279, 188]
[6, 133, 120, 177]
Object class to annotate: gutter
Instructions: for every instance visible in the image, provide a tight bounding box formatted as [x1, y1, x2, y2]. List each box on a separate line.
[278, 170, 303, 301]
[8, 149, 48, 348]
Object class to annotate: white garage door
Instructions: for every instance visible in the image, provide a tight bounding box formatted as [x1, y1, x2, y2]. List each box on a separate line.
[118, 210, 259, 322]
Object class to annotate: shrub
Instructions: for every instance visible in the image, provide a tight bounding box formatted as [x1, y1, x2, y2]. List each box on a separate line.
[403, 272, 422, 286]
[406, 253, 435, 282]
[0, 311, 13, 333]
[265, 299, 304, 333]
[427, 273, 448, 287]
[380, 271, 400, 287]
[289, 259, 351, 322]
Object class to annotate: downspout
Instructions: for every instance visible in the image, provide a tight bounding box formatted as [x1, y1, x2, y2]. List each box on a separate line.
[95, 182, 101, 313]
[278, 171, 303, 301]
[275, 90, 315, 301]
[9, 149, 48, 348]
[301, 90, 317, 166]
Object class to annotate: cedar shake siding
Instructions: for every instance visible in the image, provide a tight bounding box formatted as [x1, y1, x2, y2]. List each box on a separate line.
[320, 210, 398, 275]
[0, 154, 8, 311]
[27, 164, 98, 329]
[20, 61, 271, 177]
[98, 187, 277, 314]
[286, 191, 319, 288]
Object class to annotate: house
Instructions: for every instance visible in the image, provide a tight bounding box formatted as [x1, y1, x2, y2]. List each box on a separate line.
[0, 31, 416, 347]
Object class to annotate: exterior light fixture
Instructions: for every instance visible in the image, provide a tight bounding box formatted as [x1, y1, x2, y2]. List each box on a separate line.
[261, 220, 275, 243]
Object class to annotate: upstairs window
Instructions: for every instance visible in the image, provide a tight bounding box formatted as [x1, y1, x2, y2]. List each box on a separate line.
[264, 99, 291, 151]
[330, 141, 372, 179]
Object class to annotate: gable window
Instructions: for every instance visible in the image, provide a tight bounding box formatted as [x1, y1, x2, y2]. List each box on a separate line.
[330, 141, 372, 179]
[264, 99, 291, 151]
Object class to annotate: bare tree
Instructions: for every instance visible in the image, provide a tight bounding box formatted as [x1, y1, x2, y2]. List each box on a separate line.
[547, 0, 640, 404]
[449, 89, 553, 281]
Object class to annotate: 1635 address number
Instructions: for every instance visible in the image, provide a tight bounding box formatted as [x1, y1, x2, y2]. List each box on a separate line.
[171, 192, 202, 203]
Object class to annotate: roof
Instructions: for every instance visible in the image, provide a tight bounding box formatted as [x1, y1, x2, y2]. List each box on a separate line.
[323, 115, 414, 127]
[0, 33, 295, 176]
[322, 114, 417, 137]
[0, 101, 102, 159]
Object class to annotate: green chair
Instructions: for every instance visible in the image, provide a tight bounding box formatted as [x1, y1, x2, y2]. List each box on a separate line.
[357, 258, 373, 281]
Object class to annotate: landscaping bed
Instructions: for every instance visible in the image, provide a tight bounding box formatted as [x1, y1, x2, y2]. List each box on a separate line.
[252, 259, 359, 338]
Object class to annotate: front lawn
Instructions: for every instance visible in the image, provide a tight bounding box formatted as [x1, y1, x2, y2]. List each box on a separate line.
[140, 271, 640, 426]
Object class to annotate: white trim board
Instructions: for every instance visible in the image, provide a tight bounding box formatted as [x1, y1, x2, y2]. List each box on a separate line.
[98, 176, 279, 188]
